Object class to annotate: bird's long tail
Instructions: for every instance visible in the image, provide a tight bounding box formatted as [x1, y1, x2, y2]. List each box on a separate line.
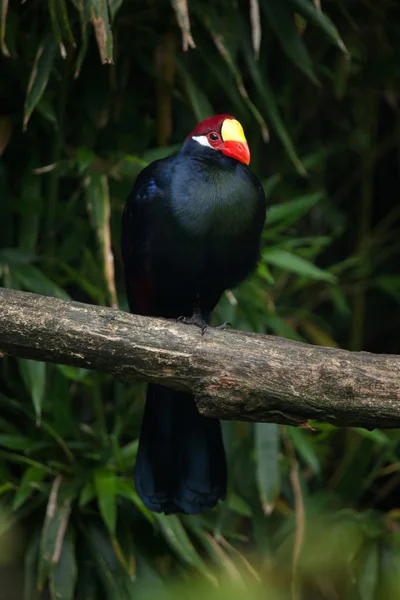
[134, 383, 227, 514]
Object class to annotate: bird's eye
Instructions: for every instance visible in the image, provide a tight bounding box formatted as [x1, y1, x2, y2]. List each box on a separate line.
[208, 132, 219, 141]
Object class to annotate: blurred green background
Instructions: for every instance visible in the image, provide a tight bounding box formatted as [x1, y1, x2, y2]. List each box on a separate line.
[1, 1, 400, 598]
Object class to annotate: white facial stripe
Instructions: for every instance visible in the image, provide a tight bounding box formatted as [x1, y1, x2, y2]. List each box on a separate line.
[192, 135, 212, 148]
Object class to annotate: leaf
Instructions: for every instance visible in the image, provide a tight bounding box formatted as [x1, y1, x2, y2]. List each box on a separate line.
[0, 482, 13, 497]
[0, 434, 36, 451]
[85, 175, 118, 308]
[241, 23, 305, 174]
[249, 0, 261, 58]
[255, 423, 280, 514]
[56, 364, 90, 382]
[176, 60, 214, 122]
[0, 248, 37, 266]
[24, 34, 57, 130]
[290, 0, 347, 53]
[108, 0, 124, 20]
[13, 466, 47, 512]
[11, 264, 71, 299]
[156, 514, 216, 581]
[353, 428, 390, 446]
[17, 359, 46, 421]
[0, 114, 12, 155]
[86, 523, 127, 600]
[264, 248, 337, 282]
[79, 482, 95, 508]
[287, 427, 320, 474]
[74, 0, 91, 77]
[226, 492, 252, 517]
[90, 0, 113, 64]
[376, 275, 400, 302]
[24, 533, 41, 600]
[0, 0, 9, 56]
[358, 543, 379, 600]
[38, 476, 72, 590]
[116, 479, 154, 522]
[301, 320, 338, 348]
[48, 0, 66, 57]
[264, 314, 305, 341]
[260, 0, 318, 83]
[198, 7, 269, 141]
[94, 468, 117, 536]
[49, 529, 77, 600]
[48, 0, 75, 57]
[266, 193, 324, 226]
[171, 0, 195, 51]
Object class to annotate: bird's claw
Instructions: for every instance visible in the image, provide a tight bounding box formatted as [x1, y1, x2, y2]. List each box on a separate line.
[177, 315, 232, 336]
[177, 314, 208, 335]
[214, 321, 232, 331]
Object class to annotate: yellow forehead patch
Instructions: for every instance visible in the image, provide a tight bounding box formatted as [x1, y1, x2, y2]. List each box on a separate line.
[221, 119, 247, 144]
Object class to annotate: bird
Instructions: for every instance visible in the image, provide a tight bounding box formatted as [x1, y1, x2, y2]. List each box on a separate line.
[121, 114, 267, 514]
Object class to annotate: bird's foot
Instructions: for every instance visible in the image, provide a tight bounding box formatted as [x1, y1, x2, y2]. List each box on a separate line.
[177, 314, 231, 336]
[177, 313, 209, 335]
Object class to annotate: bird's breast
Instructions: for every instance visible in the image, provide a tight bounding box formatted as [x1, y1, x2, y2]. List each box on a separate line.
[170, 167, 259, 238]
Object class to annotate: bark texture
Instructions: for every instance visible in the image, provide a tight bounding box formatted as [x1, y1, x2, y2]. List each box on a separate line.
[0, 287, 399, 428]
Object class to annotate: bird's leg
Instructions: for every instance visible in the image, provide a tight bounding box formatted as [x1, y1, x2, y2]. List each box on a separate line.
[177, 307, 209, 335]
[177, 306, 231, 336]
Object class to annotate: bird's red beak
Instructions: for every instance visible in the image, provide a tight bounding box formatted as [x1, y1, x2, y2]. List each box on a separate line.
[220, 119, 250, 165]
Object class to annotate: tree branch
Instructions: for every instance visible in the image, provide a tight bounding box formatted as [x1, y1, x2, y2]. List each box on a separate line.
[0, 287, 399, 428]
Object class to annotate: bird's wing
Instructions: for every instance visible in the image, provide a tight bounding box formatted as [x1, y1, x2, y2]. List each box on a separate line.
[121, 164, 164, 316]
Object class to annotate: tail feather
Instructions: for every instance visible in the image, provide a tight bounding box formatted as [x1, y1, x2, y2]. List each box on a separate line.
[134, 383, 227, 514]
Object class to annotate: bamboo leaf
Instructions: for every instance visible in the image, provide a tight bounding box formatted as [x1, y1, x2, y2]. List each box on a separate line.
[0, 0, 9, 56]
[90, 0, 113, 64]
[171, 0, 195, 51]
[255, 423, 280, 514]
[176, 60, 214, 122]
[13, 466, 47, 512]
[116, 479, 154, 522]
[94, 468, 117, 536]
[79, 482, 95, 509]
[108, 0, 124, 20]
[156, 514, 216, 582]
[199, 8, 269, 141]
[48, 0, 67, 57]
[38, 476, 72, 590]
[264, 248, 337, 282]
[301, 320, 338, 347]
[0, 114, 12, 155]
[0, 434, 37, 451]
[249, 0, 261, 58]
[287, 427, 320, 474]
[85, 175, 118, 308]
[290, 0, 347, 53]
[49, 529, 77, 600]
[266, 193, 323, 225]
[86, 524, 126, 600]
[17, 359, 46, 422]
[241, 23, 305, 174]
[23, 35, 57, 130]
[11, 264, 71, 299]
[24, 534, 41, 600]
[58, 0, 75, 47]
[74, 0, 91, 77]
[358, 543, 379, 600]
[260, 0, 318, 83]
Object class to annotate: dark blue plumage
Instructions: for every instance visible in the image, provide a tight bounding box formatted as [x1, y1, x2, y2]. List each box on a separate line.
[122, 115, 266, 514]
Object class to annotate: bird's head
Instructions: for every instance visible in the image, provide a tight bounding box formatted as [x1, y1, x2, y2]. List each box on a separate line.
[185, 114, 250, 165]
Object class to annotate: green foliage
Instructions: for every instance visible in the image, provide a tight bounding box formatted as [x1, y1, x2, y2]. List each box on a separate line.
[0, 0, 400, 598]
